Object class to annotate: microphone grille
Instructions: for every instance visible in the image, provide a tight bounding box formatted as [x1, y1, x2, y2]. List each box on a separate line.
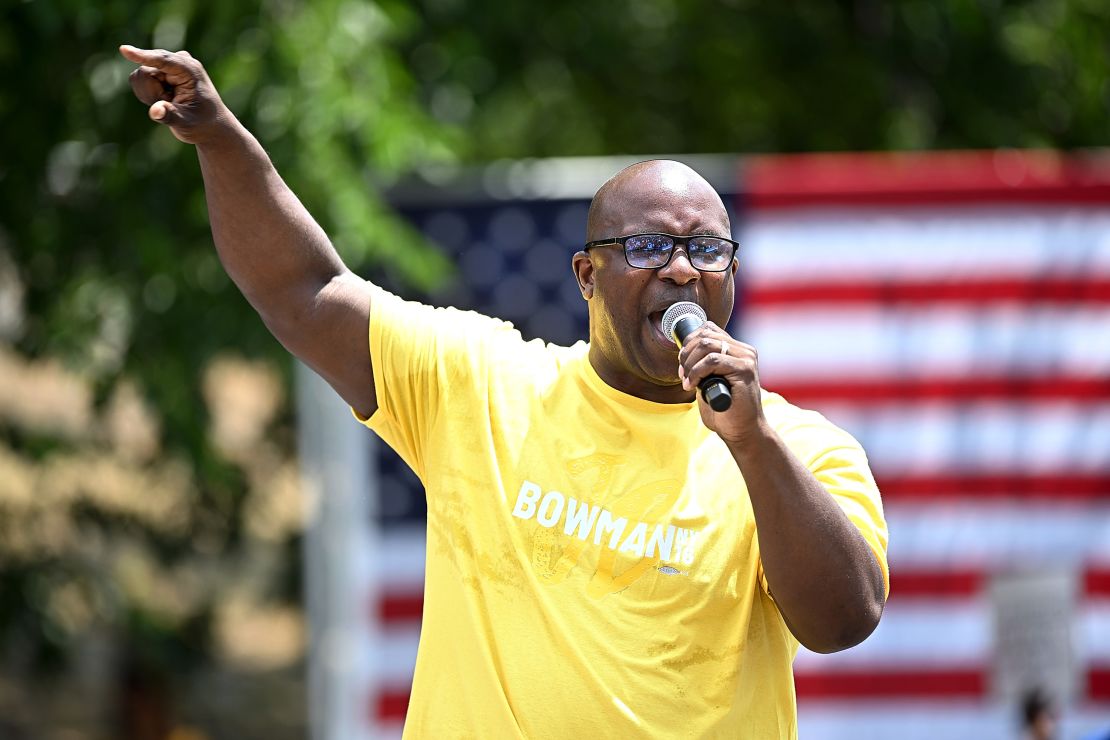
[661, 301, 706, 338]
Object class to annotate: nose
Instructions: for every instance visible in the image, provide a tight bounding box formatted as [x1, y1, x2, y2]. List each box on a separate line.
[657, 247, 700, 286]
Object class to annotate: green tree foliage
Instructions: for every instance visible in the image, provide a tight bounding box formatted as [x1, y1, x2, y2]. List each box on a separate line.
[0, 0, 459, 712]
[399, 0, 1110, 156]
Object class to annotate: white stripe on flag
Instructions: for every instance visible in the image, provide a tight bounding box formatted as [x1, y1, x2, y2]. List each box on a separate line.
[742, 207, 1110, 282]
[744, 306, 1110, 381]
[810, 402, 1110, 475]
[379, 624, 420, 688]
[887, 503, 1110, 567]
[793, 602, 990, 669]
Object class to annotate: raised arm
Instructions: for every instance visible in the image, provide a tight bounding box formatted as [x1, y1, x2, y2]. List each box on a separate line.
[119, 45, 378, 417]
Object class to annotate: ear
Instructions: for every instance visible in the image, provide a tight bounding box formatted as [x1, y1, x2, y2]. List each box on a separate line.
[572, 250, 595, 299]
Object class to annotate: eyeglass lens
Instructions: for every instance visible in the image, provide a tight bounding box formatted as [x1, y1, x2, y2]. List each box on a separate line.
[624, 234, 733, 270]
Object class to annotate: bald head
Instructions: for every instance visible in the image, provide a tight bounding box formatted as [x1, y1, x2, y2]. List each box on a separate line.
[586, 160, 730, 242]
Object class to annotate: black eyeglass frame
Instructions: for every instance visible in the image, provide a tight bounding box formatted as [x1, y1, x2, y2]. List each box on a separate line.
[582, 232, 739, 272]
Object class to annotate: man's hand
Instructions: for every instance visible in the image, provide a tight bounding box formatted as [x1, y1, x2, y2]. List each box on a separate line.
[677, 321, 765, 442]
[119, 45, 232, 145]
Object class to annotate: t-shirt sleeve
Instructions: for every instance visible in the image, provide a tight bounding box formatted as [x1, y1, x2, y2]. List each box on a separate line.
[351, 285, 527, 481]
[807, 435, 890, 598]
[760, 402, 891, 599]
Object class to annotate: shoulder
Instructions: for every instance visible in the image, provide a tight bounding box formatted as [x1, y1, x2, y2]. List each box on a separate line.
[371, 285, 514, 334]
[760, 389, 866, 462]
[371, 284, 584, 375]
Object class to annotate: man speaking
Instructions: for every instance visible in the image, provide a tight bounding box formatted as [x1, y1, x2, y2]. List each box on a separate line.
[120, 44, 888, 739]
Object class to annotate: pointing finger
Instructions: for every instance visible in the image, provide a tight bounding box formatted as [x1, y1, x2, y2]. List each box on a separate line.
[119, 45, 183, 68]
[124, 47, 205, 96]
[119, 45, 196, 80]
[119, 44, 163, 66]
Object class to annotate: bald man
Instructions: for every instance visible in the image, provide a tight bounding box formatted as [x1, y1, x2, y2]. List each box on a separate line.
[121, 45, 888, 739]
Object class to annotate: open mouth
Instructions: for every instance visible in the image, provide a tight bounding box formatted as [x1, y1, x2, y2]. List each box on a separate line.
[648, 310, 677, 350]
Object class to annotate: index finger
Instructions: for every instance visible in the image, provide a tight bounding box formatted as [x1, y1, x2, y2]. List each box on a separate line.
[120, 45, 200, 88]
[119, 45, 179, 69]
[677, 322, 727, 359]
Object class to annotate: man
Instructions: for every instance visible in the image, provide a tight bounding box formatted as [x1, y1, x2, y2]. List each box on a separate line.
[1020, 689, 1058, 740]
[120, 44, 888, 738]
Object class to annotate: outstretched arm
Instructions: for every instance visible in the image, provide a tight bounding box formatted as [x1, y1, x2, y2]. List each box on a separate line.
[679, 322, 886, 653]
[119, 45, 377, 417]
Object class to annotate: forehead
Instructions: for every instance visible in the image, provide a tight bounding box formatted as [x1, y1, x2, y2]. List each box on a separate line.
[590, 168, 730, 238]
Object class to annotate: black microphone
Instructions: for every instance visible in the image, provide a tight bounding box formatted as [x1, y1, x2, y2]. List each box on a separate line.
[661, 301, 733, 412]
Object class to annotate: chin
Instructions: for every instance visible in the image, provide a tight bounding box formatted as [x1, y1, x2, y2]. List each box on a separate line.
[638, 356, 681, 387]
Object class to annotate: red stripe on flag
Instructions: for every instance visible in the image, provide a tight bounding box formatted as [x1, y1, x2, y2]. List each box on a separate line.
[743, 151, 1110, 208]
[795, 668, 986, 699]
[380, 591, 424, 621]
[375, 689, 410, 721]
[886, 567, 1110, 599]
[744, 277, 1110, 307]
[1084, 570, 1110, 598]
[891, 570, 983, 598]
[771, 376, 1110, 404]
[877, 474, 1110, 501]
[1087, 668, 1110, 702]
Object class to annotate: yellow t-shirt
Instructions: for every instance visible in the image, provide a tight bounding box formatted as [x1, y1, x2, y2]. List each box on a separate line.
[359, 287, 888, 739]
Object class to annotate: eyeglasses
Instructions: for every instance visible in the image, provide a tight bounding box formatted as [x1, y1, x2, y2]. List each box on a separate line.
[583, 233, 738, 272]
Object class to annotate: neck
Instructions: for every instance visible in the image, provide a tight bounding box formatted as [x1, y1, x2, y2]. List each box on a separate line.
[587, 345, 696, 404]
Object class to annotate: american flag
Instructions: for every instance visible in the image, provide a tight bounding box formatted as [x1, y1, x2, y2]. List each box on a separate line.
[741, 151, 1110, 738]
[313, 152, 1110, 739]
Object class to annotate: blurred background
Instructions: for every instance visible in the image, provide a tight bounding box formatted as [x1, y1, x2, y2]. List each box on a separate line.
[2, 0, 1110, 738]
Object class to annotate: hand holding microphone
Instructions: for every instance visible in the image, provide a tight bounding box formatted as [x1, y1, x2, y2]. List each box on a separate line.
[662, 301, 765, 439]
[662, 302, 732, 411]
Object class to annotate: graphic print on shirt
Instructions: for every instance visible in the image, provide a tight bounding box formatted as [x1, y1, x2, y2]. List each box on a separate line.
[511, 454, 703, 598]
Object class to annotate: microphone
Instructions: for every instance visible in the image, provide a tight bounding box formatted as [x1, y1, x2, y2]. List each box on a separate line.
[661, 301, 733, 412]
